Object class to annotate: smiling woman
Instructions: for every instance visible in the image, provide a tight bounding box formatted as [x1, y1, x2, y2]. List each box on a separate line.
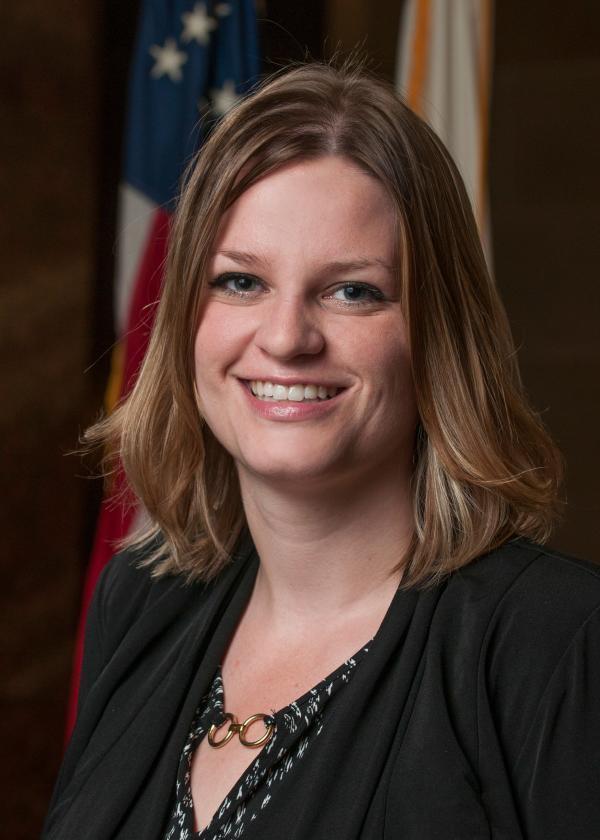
[44, 60, 600, 840]
[194, 156, 417, 492]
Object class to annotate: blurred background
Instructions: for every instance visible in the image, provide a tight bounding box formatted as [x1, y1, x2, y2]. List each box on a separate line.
[1, 1, 599, 836]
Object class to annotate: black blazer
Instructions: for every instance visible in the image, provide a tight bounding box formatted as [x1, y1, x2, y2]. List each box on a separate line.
[44, 536, 600, 839]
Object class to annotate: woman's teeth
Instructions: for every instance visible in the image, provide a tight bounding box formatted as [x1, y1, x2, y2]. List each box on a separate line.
[249, 381, 339, 402]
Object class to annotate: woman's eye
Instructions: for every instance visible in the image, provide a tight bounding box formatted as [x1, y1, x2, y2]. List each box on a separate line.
[327, 283, 385, 305]
[208, 273, 263, 296]
[208, 275, 384, 306]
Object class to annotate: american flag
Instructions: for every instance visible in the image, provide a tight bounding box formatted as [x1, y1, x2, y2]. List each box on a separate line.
[67, 0, 260, 738]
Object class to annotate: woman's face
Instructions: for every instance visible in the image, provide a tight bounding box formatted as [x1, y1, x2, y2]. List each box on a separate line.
[194, 155, 418, 490]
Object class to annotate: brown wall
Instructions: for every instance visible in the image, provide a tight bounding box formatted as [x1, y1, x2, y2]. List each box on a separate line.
[490, 0, 600, 559]
[1, 2, 598, 837]
[1, 2, 100, 836]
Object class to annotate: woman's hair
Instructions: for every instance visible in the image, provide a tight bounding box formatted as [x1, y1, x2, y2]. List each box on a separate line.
[86, 58, 564, 589]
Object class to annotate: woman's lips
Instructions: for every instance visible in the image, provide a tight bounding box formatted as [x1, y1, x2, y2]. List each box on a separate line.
[238, 378, 347, 421]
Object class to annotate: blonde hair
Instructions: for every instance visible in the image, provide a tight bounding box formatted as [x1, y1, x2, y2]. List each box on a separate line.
[86, 59, 563, 588]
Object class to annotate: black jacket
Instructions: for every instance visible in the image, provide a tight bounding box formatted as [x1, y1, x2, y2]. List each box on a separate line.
[44, 536, 600, 839]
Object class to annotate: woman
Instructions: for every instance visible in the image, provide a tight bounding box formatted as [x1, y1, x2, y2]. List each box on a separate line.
[44, 61, 600, 839]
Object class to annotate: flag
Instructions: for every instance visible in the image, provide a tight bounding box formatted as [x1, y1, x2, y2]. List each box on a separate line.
[66, 0, 260, 738]
[395, 0, 494, 263]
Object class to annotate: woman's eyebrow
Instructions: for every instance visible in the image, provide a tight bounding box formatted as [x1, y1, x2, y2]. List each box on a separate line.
[214, 250, 396, 274]
[215, 249, 270, 267]
[319, 258, 396, 274]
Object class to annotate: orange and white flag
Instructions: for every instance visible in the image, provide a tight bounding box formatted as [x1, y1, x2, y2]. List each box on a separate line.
[396, 0, 494, 265]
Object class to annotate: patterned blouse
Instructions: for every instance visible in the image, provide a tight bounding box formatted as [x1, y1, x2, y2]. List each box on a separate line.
[163, 641, 373, 839]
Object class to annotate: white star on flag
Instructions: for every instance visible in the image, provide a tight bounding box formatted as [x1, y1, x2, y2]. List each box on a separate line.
[215, 2, 232, 16]
[210, 80, 240, 116]
[149, 37, 188, 82]
[181, 2, 217, 45]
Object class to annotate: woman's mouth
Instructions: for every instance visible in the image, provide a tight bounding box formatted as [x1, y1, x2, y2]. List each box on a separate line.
[245, 380, 341, 402]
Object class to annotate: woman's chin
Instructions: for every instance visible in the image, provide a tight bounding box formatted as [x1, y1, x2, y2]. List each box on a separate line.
[237, 452, 348, 489]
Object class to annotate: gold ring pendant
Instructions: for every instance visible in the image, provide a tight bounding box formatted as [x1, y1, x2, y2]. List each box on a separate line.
[208, 712, 275, 748]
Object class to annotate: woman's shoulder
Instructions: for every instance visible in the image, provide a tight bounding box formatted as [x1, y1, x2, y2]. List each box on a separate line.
[468, 539, 600, 796]
[445, 536, 600, 633]
[91, 534, 254, 655]
[441, 538, 600, 761]
[97, 539, 188, 616]
[437, 537, 600, 710]
[87, 541, 195, 656]
[493, 535, 600, 587]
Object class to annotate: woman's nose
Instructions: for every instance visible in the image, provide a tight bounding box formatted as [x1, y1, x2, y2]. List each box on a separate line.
[254, 295, 325, 360]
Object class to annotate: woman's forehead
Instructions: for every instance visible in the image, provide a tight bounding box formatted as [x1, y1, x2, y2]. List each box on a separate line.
[212, 157, 397, 265]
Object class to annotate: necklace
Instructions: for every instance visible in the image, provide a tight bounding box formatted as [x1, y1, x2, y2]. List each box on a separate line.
[208, 712, 276, 749]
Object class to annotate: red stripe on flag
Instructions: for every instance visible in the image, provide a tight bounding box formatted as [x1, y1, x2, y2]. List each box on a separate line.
[65, 208, 171, 740]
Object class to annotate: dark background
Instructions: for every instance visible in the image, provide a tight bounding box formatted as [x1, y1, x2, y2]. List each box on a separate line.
[1, 1, 599, 836]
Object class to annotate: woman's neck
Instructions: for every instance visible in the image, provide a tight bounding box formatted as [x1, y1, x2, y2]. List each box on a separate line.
[237, 462, 414, 634]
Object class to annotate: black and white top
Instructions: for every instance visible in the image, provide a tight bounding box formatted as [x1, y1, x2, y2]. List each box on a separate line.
[44, 537, 600, 840]
[163, 644, 372, 840]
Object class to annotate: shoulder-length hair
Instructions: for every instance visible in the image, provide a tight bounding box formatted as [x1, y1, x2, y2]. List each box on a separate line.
[86, 59, 563, 589]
